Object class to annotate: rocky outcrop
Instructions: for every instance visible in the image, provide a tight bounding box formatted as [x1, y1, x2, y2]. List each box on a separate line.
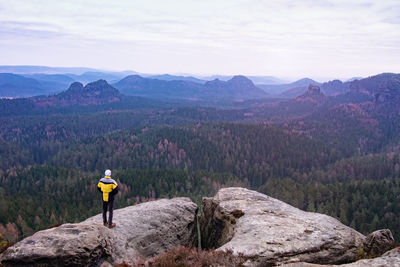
[339, 247, 400, 266]
[200, 187, 365, 266]
[0, 224, 115, 267]
[0, 197, 198, 266]
[284, 247, 400, 267]
[203, 75, 268, 99]
[363, 229, 395, 257]
[294, 84, 327, 104]
[349, 73, 400, 97]
[320, 79, 350, 96]
[34, 80, 123, 108]
[1, 188, 396, 266]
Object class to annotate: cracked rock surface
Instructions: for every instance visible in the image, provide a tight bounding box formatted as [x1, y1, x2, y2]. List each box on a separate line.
[200, 187, 365, 266]
[283, 247, 400, 267]
[0, 197, 198, 266]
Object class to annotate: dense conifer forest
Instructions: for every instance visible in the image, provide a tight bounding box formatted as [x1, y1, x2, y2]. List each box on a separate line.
[1, 73, 400, 246]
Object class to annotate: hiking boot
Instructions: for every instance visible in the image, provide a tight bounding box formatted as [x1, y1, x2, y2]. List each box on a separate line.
[108, 223, 116, 229]
[103, 222, 108, 226]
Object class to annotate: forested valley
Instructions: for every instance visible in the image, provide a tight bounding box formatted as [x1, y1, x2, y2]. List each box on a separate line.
[1, 73, 400, 247]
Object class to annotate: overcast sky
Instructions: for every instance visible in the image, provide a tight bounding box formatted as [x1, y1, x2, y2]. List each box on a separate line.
[0, 0, 399, 80]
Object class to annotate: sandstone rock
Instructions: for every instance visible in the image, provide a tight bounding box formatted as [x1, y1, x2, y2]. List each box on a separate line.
[363, 229, 395, 257]
[84, 197, 198, 264]
[308, 84, 321, 94]
[284, 247, 400, 267]
[0, 224, 115, 267]
[340, 247, 400, 267]
[294, 84, 326, 104]
[200, 187, 365, 266]
[0, 197, 198, 266]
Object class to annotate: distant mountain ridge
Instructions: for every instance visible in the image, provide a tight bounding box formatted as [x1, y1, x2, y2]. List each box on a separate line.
[0, 66, 398, 106]
[349, 73, 400, 98]
[0, 73, 44, 97]
[0, 80, 125, 117]
[66, 71, 136, 84]
[114, 74, 268, 100]
[22, 73, 75, 95]
[258, 78, 320, 96]
[146, 74, 205, 84]
[199, 75, 288, 85]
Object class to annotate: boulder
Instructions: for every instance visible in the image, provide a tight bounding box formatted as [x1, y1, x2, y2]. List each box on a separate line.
[0, 197, 198, 266]
[363, 229, 395, 257]
[200, 187, 365, 266]
[283, 247, 400, 267]
[0, 224, 114, 267]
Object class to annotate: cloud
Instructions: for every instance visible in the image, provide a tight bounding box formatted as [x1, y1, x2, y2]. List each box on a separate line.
[0, 21, 67, 41]
[0, 0, 399, 78]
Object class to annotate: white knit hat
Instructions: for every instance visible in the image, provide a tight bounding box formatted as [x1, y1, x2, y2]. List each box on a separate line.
[105, 169, 111, 176]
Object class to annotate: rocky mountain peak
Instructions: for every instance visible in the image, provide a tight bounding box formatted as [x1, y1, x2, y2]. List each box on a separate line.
[320, 79, 350, 96]
[32, 79, 122, 107]
[294, 84, 326, 104]
[374, 76, 400, 105]
[349, 73, 400, 96]
[228, 75, 255, 87]
[307, 84, 321, 94]
[83, 79, 120, 96]
[203, 75, 266, 99]
[66, 82, 84, 92]
[204, 78, 223, 88]
[119, 75, 144, 83]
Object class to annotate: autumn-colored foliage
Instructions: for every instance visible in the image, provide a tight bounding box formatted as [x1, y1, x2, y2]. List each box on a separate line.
[0, 233, 13, 254]
[141, 246, 245, 267]
[115, 246, 245, 267]
[114, 262, 132, 267]
[47, 223, 62, 229]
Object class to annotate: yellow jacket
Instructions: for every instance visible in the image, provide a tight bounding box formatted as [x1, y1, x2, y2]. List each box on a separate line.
[97, 176, 119, 202]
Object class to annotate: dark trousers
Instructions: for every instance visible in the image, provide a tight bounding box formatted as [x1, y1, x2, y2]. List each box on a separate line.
[102, 199, 114, 224]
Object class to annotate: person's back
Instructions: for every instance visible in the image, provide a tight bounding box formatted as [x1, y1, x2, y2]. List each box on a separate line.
[97, 169, 119, 228]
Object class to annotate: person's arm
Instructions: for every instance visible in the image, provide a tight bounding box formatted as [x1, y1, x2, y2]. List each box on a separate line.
[97, 182, 102, 193]
[111, 181, 119, 196]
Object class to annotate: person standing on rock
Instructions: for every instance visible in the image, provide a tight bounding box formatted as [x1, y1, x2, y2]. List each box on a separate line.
[97, 169, 119, 228]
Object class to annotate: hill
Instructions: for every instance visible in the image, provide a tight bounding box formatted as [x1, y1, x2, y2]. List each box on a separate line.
[22, 73, 75, 94]
[320, 79, 350, 96]
[199, 75, 287, 85]
[257, 78, 319, 96]
[114, 74, 268, 100]
[114, 75, 203, 99]
[0, 73, 45, 97]
[66, 71, 130, 84]
[147, 74, 206, 84]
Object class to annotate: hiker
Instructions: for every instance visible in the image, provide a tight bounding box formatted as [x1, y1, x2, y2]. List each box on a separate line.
[97, 169, 119, 228]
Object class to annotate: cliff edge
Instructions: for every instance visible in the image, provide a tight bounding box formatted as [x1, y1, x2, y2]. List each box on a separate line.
[0, 188, 397, 266]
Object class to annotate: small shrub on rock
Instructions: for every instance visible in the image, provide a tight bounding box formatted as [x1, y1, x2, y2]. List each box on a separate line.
[115, 262, 132, 267]
[231, 209, 245, 218]
[133, 246, 245, 267]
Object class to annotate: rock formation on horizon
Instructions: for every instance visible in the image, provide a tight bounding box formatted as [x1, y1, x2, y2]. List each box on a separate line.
[294, 84, 327, 104]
